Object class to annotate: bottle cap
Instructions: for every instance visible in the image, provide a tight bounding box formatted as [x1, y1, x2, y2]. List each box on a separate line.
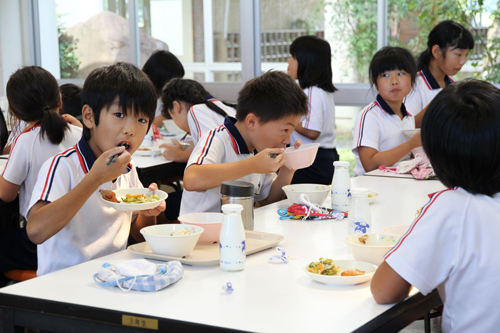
[221, 181, 254, 197]
[333, 161, 349, 167]
[221, 204, 244, 213]
[350, 187, 369, 195]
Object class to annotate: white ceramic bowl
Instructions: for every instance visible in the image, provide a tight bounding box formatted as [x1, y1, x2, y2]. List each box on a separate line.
[140, 224, 204, 257]
[303, 260, 378, 285]
[344, 233, 401, 266]
[368, 191, 380, 204]
[382, 225, 410, 236]
[282, 184, 331, 205]
[178, 212, 223, 244]
[157, 139, 190, 152]
[283, 143, 320, 169]
[100, 188, 167, 212]
[402, 129, 420, 139]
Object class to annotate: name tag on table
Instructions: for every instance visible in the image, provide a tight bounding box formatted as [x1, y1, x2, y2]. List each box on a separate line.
[122, 315, 158, 330]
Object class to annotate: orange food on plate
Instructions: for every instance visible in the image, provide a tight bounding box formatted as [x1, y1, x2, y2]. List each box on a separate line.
[99, 189, 119, 203]
[341, 269, 365, 276]
[137, 148, 151, 151]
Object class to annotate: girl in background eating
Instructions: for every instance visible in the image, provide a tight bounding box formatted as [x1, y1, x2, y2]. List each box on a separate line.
[404, 20, 474, 115]
[0, 66, 82, 278]
[160, 78, 236, 162]
[352, 47, 422, 176]
[287, 35, 339, 185]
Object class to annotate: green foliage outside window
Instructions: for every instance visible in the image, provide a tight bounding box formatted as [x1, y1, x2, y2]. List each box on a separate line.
[58, 14, 80, 78]
[319, 0, 500, 83]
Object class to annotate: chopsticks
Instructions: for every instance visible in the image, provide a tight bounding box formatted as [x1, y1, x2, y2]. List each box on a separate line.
[107, 143, 130, 166]
[180, 132, 188, 141]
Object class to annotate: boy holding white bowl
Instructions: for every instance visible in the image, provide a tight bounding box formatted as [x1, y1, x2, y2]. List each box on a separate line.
[26, 63, 166, 276]
[180, 71, 308, 215]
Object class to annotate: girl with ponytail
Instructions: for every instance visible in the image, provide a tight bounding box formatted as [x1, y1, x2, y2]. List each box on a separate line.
[405, 20, 474, 115]
[160, 78, 236, 162]
[0, 66, 82, 275]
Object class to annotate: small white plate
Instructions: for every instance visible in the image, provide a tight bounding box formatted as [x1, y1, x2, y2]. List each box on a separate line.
[133, 147, 162, 156]
[303, 260, 377, 285]
[100, 188, 168, 212]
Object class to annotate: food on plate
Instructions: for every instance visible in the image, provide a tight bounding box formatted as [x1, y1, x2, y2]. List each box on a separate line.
[171, 228, 195, 236]
[99, 189, 119, 203]
[341, 269, 365, 276]
[121, 193, 161, 204]
[368, 192, 373, 197]
[137, 148, 151, 151]
[307, 258, 340, 275]
[359, 234, 369, 244]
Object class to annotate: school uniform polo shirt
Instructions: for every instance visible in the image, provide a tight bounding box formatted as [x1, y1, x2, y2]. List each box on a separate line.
[180, 116, 275, 215]
[188, 99, 236, 145]
[28, 136, 142, 276]
[404, 66, 454, 115]
[291, 86, 337, 149]
[352, 95, 415, 176]
[2, 123, 82, 218]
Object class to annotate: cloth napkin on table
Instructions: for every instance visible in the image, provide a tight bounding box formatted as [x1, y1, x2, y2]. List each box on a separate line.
[93, 259, 183, 292]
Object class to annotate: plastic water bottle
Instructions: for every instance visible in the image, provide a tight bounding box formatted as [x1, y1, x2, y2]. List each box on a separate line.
[347, 188, 372, 235]
[331, 161, 351, 212]
[219, 204, 246, 272]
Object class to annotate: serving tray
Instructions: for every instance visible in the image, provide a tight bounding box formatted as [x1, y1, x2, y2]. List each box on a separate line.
[127, 230, 284, 266]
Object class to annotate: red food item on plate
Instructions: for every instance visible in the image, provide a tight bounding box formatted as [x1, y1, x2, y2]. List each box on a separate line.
[100, 190, 119, 203]
[341, 269, 365, 276]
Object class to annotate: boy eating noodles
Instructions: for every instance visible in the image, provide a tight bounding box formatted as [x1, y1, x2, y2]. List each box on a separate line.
[26, 62, 165, 276]
[180, 71, 308, 215]
[371, 79, 500, 332]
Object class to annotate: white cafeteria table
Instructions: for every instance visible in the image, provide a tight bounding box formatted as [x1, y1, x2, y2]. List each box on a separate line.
[0, 176, 446, 333]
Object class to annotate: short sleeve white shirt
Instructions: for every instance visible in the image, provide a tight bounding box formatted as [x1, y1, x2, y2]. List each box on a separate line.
[2, 124, 82, 217]
[28, 137, 142, 276]
[352, 95, 415, 176]
[290, 86, 337, 148]
[180, 116, 275, 215]
[404, 66, 454, 115]
[187, 99, 236, 145]
[385, 187, 500, 333]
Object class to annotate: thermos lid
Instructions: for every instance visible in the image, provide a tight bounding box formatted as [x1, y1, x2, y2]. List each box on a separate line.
[221, 181, 254, 197]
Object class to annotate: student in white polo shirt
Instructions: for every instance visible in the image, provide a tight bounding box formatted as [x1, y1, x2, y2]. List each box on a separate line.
[372, 79, 500, 333]
[404, 21, 473, 115]
[352, 47, 423, 176]
[287, 35, 339, 185]
[26, 63, 165, 276]
[0, 67, 82, 280]
[160, 78, 236, 162]
[180, 71, 308, 215]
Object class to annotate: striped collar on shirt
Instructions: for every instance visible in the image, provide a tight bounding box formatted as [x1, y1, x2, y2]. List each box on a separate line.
[75, 137, 132, 174]
[223, 116, 250, 155]
[420, 65, 453, 90]
[375, 94, 411, 117]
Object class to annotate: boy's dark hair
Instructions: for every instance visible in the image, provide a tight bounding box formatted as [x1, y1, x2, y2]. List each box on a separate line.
[82, 62, 157, 140]
[421, 79, 500, 196]
[161, 78, 234, 120]
[6, 66, 68, 145]
[142, 50, 185, 96]
[236, 71, 308, 123]
[417, 20, 474, 71]
[369, 46, 417, 88]
[60, 83, 82, 119]
[289, 35, 337, 93]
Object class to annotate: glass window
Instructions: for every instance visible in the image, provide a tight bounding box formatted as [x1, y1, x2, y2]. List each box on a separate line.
[45, 0, 134, 79]
[138, 0, 241, 82]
